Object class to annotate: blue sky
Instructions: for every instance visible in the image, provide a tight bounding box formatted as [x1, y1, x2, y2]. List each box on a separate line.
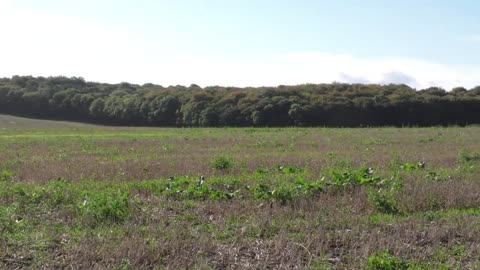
[1, 0, 479, 89]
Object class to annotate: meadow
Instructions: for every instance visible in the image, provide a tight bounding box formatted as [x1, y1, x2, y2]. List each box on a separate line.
[1, 115, 480, 269]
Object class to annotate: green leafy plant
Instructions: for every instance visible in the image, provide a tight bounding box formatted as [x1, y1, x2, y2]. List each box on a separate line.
[459, 150, 480, 163]
[0, 169, 13, 182]
[327, 167, 382, 188]
[211, 156, 234, 171]
[163, 176, 240, 200]
[295, 177, 324, 195]
[400, 162, 425, 172]
[248, 183, 274, 201]
[367, 250, 410, 270]
[256, 168, 270, 175]
[80, 189, 131, 224]
[369, 187, 399, 214]
[425, 170, 450, 182]
[278, 165, 304, 174]
[368, 173, 403, 214]
[272, 185, 295, 205]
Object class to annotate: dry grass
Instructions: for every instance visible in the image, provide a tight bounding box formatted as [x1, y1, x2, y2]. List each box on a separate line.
[1, 118, 476, 184]
[0, 115, 480, 269]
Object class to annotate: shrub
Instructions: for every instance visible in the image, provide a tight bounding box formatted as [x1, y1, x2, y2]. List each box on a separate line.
[272, 185, 295, 205]
[368, 174, 402, 214]
[211, 156, 234, 171]
[367, 250, 409, 270]
[0, 169, 13, 182]
[295, 177, 324, 195]
[369, 188, 399, 214]
[327, 167, 382, 188]
[80, 189, 131, 224]
[43, 179, 81, 207]
[248, 183, 274, 201]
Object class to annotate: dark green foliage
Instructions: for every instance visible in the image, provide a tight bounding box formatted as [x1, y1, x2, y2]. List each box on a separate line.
[1, 76, 480, 126]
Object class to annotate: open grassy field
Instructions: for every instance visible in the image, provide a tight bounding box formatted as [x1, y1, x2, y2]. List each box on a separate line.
[1, 114, 480, 269]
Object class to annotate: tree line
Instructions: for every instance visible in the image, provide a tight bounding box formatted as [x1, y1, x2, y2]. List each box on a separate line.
[0, 75, 479, 127]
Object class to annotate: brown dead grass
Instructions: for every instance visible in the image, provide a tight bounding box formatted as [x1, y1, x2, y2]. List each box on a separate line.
[1, 117, 480, 269]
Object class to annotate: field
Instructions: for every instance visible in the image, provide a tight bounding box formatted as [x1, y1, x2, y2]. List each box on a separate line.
[1, 114, 480, 269]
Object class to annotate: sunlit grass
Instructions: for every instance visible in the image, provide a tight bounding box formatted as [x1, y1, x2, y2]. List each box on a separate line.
[1, 115, 479, 268]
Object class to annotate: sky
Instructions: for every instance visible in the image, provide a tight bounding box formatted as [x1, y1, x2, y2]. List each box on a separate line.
[0, 0, 479, 89]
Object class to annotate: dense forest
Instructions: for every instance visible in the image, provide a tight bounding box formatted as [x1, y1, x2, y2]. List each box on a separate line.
[0, 76, 479, 127]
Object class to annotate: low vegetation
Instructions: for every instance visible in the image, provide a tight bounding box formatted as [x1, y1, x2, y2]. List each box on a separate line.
[0, 115, 479, 269]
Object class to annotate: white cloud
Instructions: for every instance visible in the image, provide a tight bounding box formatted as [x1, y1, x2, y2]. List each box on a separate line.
[380, 71, 418, 87]
[339, 73, 370, 84]
[1, 1, 480, 90]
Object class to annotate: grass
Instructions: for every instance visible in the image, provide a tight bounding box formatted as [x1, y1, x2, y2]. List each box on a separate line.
[0, 115, 480, 269]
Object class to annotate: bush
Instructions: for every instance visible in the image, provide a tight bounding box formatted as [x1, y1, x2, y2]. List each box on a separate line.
[272, 185, 295, 205]
[43, 179, 77, 206]
[368, 174, 402, 214]
[211, 156, 234, 171]
[0, 169, 13, 182]
[248, 183, 274, 201]
[327, 167, 382, 188]
[367, 250, 409, 270]
[369, 188, 399, 214]
[80, 189, 131, 224]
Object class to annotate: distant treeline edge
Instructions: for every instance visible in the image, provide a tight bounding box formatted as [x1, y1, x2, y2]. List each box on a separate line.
[1, 76, 480, 127]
